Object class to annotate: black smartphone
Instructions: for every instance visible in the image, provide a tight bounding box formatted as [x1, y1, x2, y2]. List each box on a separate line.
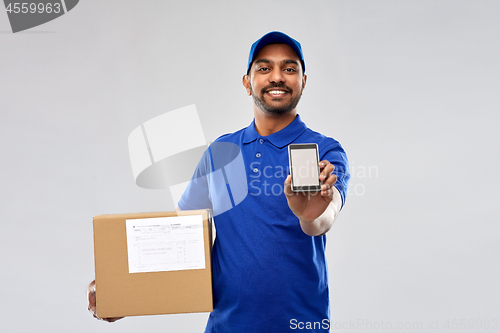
[288, 143, 321, 192]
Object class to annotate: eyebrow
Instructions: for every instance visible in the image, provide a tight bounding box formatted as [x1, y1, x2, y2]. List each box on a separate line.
[254, 59, 300, 66]
[254, 59, 271, 65]
[283, 59, 300, 66]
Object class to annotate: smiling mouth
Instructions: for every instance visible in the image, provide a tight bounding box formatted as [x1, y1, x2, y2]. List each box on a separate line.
[264, 88, 291, 98]
[267, 90, 287, 95]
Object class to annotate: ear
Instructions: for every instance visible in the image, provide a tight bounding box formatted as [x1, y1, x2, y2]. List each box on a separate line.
[302, 74, 307, 90]
[242, 74, 251, 96]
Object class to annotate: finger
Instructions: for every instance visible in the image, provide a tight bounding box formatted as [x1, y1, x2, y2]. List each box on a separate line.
[323, 172, 337, 186]
[321, 183, 333, 195]
[89, 306, 98, 318]
[104, 317, 124, 322]
[90, 307, 124, 322]
[284, 175, 294, 196]
[322, 174, 337, 192]
[89, 291, 96, 307]
[87, 285, 97, 310]
[320, 182, 331, 196]
[319, 162, 334, 182]
[318, 160, 333, 173]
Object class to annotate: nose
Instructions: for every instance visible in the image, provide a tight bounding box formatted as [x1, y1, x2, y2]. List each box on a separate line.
[269, 69, 285, 84]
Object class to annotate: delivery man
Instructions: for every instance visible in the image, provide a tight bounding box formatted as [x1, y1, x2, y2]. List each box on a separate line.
[88, 31, 350, 332]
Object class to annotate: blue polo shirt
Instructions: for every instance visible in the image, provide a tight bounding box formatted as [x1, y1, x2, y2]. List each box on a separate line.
[178, 115, 350, 333]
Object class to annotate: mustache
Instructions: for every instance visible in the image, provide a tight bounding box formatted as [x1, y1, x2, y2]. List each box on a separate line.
[260, 83, 293, 94]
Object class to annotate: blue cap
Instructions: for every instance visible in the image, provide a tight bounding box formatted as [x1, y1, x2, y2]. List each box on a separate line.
[247, 31, 305, 74]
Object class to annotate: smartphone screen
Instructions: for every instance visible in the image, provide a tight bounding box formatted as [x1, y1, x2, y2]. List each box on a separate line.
[288, 143, 321, 192]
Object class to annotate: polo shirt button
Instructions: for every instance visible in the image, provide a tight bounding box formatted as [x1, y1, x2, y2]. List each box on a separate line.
[256, 153, 261, 158]
[253, 168, 258, 173]
[259, 139, 264, 144]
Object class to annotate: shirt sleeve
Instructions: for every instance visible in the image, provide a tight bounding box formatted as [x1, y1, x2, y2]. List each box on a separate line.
[320, 141, 350, 208]
[177, 148, 213, 211]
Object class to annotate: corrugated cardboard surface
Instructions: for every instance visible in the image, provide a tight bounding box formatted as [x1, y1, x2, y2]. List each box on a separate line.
[93, 209, 213, 318]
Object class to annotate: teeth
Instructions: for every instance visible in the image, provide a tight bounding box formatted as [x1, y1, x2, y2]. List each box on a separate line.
[267, 90, 286, 94]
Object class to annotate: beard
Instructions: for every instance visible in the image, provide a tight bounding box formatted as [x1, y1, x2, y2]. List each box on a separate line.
[249, 82, 303, 115]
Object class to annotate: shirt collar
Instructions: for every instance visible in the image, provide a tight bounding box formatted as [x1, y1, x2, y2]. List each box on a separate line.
[243, 114, 307, 148]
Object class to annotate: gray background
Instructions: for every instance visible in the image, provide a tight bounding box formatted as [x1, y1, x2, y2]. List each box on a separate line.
[1, 0, 499, 332]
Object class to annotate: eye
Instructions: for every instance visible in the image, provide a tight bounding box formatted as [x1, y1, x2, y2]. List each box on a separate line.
[258, 67, 270, 72]
[284, 68, 297, 72]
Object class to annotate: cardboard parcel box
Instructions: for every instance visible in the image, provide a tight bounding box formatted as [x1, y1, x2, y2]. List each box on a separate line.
[93, 209, 213, 318]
